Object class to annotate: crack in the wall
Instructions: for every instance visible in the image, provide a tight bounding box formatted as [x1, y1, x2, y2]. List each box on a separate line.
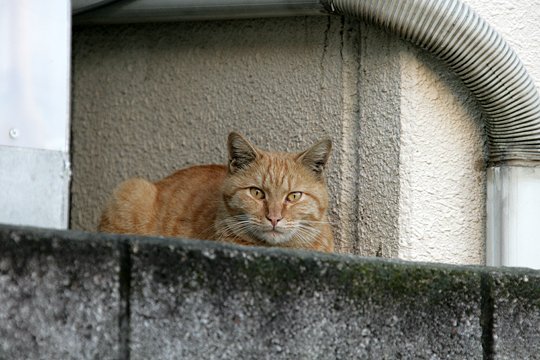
[317, 15, 362, 254]
[336, 16, 362, 254]
[319, 16, 332, 75]
[119, 241, 132, 360]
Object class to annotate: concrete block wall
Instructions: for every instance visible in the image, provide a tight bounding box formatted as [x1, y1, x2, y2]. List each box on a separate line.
[0, 227, 121, 358]
[2, 225, 539, 359]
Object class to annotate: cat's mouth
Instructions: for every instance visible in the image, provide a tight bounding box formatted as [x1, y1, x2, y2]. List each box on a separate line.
[266, 229, 283, 236]
[257, 227, 295, 245]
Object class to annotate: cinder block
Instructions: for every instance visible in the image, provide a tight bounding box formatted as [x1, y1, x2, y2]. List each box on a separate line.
[0, 226, 122, 359]
[130, 238, 483, 359]
[490, 268, 540, 359]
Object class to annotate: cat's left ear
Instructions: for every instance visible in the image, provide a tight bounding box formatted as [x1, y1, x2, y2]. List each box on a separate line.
[297, 138, 332, 177]
[228, 132, 260, 173]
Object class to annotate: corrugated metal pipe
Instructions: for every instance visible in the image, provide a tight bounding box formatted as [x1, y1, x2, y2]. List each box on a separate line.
[73, 0, 540, 268]
[330, 0, 540, 164]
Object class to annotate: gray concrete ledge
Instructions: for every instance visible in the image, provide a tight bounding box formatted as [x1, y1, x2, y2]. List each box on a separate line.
[0, 225, 121, 359]
[0, 225, 539, 359]
[488, 269, 540, 359]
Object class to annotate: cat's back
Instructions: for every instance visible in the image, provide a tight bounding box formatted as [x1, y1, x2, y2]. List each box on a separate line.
[157, 164, 227, 192]
[100, 164, 228, 238]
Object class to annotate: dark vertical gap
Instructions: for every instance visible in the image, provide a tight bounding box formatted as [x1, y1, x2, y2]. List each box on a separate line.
[481, 273, 495, 360]
[119, 241, 132, 360]
[68, 33, 76, 230]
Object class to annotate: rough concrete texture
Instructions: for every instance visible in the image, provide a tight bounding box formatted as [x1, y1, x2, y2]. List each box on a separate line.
[130, 237, 483, 359]
[396, 0, 540, 265]
[4, 225, 540, 359]
[398, 45, 486, 265]
[354, 23, 401, 257]
[0, 147, 70, 229]
[488, 268, 540, 359]
[0, 226, 121, 359]
[70, 17, 401, 257]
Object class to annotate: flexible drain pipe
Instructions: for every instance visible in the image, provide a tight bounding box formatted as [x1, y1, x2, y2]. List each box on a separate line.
[74, 0, 540, 268]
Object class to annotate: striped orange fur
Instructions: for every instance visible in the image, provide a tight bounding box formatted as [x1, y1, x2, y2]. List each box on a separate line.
[99, 132, 334, 252]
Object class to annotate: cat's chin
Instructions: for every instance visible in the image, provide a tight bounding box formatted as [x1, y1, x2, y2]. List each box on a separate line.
[256, 229, 296, 245]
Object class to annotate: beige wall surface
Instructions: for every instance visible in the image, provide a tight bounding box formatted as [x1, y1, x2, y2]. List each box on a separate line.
[71, 17, 402, 256]
[398, 46, 486, 265]
[395, 0, 540, 265]
[72, 5, 512, 264]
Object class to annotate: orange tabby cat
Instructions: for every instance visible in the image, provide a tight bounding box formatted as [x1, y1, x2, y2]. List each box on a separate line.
[99, 132, 334, 252]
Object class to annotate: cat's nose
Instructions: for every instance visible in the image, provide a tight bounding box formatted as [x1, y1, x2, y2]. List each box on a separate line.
[266, 215, 282, 228]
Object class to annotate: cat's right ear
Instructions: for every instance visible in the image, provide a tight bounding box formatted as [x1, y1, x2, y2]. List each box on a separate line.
[228, 132, 259, 173]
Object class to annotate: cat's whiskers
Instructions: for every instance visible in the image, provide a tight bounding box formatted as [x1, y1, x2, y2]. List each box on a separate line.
[299, 219, 336, 225]
[293, 230, 315, 247]
[293, 223, 321, 245]
[214, 215, 260, 242]
[295, 230, 315, 245]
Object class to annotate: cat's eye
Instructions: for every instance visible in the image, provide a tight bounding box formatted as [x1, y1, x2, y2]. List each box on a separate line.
[249, 187, 265, 200]
[286, 192, 302, 202]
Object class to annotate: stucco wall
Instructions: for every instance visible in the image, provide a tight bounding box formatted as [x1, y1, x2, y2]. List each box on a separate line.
[396, 0, 540, 265]
[71, 1, 540, 264]
[71, 17, 401, 256]
[398, 46, 486, 264]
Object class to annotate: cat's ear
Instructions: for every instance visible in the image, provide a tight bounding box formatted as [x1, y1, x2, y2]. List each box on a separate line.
[297, 138, 332, 177]
[228, 132, 259, 173]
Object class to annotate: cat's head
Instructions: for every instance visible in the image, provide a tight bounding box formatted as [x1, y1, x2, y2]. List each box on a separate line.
[217, 132, 332, 248]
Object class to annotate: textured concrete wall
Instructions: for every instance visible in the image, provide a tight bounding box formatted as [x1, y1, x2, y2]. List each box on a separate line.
[398, 46, 486, 265]
[130, 232, 481, 359]
[0, 227, 121, 359]
[396, 0, 486, 265]
[397, 0, 540, 265]
[70, 15, 484, 263]
[2, 225, 540, 359]
[71, 17, 401, 256]
[70, 1, 540, 264]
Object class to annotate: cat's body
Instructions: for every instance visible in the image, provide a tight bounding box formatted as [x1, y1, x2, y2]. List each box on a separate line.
[99, 133, 334, 252]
